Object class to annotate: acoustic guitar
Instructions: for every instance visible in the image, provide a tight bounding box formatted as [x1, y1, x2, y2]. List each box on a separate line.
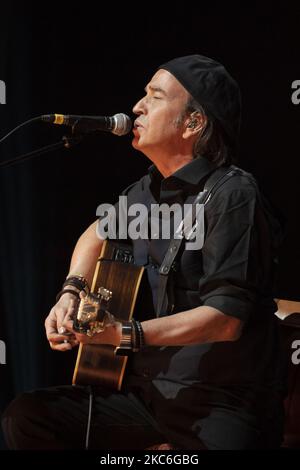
[72, 240, 144, 390]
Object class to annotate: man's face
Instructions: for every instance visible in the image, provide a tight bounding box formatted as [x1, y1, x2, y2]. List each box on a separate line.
[132, 69, 190, 157]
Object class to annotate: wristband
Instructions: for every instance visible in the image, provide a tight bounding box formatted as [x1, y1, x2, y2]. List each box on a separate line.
[114, 321, 133, 356]
[56, 288, 80, 302]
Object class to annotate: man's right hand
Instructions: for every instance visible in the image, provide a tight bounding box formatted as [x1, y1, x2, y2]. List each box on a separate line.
[45, 293, 80, 351]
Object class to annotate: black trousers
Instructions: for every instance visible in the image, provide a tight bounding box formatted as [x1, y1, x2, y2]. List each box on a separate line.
[1, 385, 167, 450]
[1, 382, 284, 450]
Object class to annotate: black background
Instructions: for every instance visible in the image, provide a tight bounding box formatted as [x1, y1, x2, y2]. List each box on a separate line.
[0, 2, 300, 451]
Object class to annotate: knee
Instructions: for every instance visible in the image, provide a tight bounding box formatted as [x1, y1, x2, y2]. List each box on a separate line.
[1, 392, 42, 449]
[2, 391, 39, 423]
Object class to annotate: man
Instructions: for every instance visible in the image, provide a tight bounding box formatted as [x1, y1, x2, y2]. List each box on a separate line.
[2, 55, 285, 449]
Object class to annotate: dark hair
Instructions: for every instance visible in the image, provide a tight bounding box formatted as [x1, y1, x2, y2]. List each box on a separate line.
[185, 97, 237, 167]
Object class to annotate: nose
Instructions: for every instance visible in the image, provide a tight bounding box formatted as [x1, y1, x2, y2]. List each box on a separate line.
[132, 95, 147, 115]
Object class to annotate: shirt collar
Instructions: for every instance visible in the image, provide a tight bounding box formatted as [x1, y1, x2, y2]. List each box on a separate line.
[148, 156, 218, 187]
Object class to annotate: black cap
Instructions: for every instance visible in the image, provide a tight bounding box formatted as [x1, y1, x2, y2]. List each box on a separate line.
[159, 54, 241, 147]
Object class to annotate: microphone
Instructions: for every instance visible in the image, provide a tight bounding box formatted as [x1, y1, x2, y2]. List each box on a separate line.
[41, 113, 132, 136]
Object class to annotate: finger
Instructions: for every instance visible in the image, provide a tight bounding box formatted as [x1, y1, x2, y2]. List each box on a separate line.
[47, 332, 71, 343]
[60, 336, 79, 348]
[49, 333, 79, 349]
[68, 338, 80, 347]
[63, 317, 75, 333]
[45, 324, 58, 337]
[67, 296, 78, 314]
[56, 307, 69, 332]
[45, 314, 58, 331]
[62, 298, 78, 329]
[49, 340, 72, 351]
[45, 322, 60, 338]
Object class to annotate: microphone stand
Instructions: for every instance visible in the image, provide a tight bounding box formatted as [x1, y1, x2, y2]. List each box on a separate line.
[0, 134, 82, 169]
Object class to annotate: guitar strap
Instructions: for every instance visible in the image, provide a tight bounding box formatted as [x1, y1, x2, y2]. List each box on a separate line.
[155, 165, 245, 317]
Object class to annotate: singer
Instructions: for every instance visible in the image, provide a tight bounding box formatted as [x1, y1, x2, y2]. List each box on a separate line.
[2, 55, 286, 450]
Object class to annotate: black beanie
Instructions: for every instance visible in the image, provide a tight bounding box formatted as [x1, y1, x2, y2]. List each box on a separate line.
[159, 54, 241, 148]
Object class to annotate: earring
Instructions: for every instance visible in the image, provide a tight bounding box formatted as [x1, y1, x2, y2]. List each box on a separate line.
[188, 119, 198, 129]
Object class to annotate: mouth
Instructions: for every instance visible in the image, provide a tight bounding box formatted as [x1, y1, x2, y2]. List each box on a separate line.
[132, 120, 144, 137]
[134, 120, 144, 129]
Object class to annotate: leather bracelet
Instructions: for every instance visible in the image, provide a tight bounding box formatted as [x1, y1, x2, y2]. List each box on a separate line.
[56, 288, 80, 302]
[113, 320, 145, 356]
[64, 275, 90, 294]
[63, 281, 89, 296]
[66, 273, 88, 284]
[131, 319, 140, 352]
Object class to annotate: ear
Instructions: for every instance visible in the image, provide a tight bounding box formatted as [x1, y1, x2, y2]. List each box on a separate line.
[182, 112, 206, 139]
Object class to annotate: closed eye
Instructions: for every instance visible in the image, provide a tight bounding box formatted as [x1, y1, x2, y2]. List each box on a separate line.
[144, 85, 167, 100]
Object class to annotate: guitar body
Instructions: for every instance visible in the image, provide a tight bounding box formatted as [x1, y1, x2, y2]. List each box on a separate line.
[72, 240, 144, 390]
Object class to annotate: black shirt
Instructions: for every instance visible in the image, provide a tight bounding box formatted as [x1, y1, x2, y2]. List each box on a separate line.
[98, 156, 285, 449]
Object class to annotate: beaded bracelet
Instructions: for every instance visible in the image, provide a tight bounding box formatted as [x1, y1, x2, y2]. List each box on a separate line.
[131, 319, 145, 351]
[135, 320, 145, 350]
